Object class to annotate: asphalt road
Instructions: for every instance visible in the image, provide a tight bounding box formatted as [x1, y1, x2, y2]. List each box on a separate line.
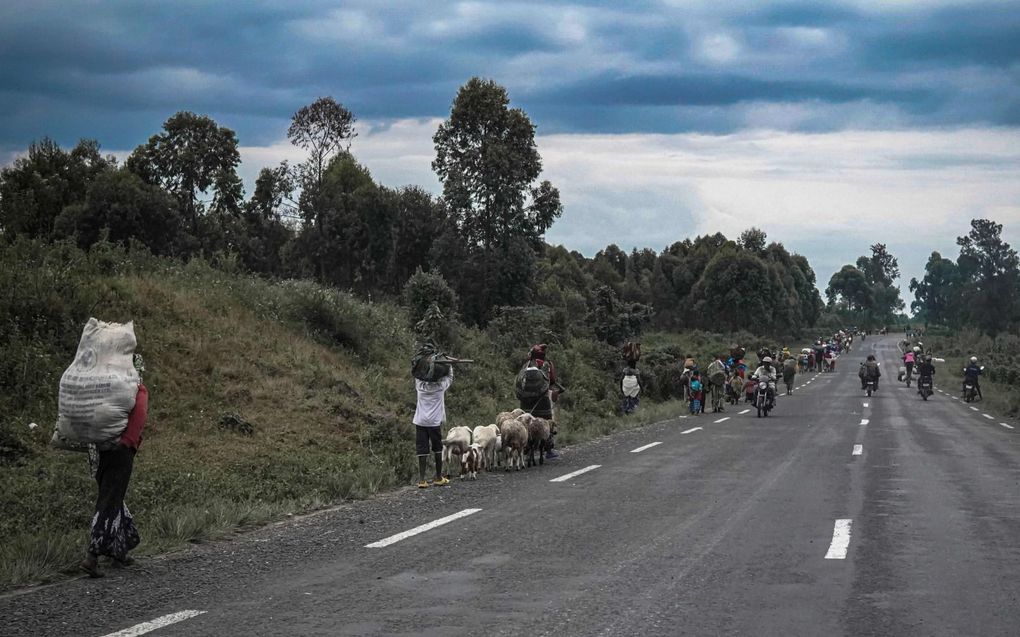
[3, 336, 1018, 636]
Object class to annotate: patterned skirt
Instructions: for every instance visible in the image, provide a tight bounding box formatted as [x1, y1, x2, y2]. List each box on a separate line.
[88, 446, 140, 560]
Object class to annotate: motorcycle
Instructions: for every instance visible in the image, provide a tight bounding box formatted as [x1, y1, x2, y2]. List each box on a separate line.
[755, 381, 775, 418]
[963, 382, 977, 403]
[865, 378, 876, 397]
[918, 376, 933, 401]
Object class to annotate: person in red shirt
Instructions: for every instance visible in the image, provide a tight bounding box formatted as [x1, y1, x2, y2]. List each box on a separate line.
[80, 358, 148, 578]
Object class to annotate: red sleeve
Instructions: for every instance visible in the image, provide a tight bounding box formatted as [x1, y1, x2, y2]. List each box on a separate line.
[119, 385, 149, 449]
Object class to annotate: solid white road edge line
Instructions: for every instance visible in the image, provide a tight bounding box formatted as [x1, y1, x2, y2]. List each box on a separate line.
[366, 509, 482, 548]
[859, 419, 869, 426]
[983, 414, 994, 420]
[681, 427, 703, 435]
[739, 409, 750, 415]
[550, 465, 602, 483]
[714, 417, 730, 423]
[852, 444, 863, 456]
[630, 442, 663, 453]
[824, 519, 853, 559]
[101, 611, 207, 637]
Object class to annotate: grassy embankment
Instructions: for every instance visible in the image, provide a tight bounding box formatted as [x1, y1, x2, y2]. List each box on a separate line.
[0, 239, 775, 589]
[924, 329, 1020, 418]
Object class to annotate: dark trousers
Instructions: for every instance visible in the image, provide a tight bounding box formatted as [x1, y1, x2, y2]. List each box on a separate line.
[89, 446, 140, 560]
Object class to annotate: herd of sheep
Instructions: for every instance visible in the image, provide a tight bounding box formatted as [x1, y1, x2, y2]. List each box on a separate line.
[441, 408, 556, 480]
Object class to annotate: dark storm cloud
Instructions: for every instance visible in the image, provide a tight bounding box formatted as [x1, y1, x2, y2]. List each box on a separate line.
[0, 0, 1017, 151]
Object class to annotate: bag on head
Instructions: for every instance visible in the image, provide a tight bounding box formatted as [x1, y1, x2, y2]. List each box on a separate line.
[53, 318, 139, 446]
[411, 343, 452, 382]
[516, 361, 551, 400]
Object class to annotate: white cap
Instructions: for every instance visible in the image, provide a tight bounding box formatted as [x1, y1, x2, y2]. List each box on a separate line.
[762, 357, 773, 363]
[970, 356, 978, 362]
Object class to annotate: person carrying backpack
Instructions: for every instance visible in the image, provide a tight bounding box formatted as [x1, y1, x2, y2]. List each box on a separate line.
[517, 344, 561, 460]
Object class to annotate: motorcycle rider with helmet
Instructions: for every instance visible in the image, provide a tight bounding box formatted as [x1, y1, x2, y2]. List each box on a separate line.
[963, 356, 983, 400]
[751, 356, 778, 409]
[917, 355, 936, 395]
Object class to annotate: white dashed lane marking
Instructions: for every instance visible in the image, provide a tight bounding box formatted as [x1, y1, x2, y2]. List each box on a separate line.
[983, 414, 994, 420]
[824, 519, 853, 559]
[970, 406, 980, 412]
[852, 444, 863, 456]
[681, 427, 703, 435]
[863, 402, 869, 408]
[630, 442, 662, 453]
[739, 409, 750, 415]
[366, 509, 482, 547]
[549, 465, 602, 483]
[859, 419, 869, 426]
[1001, 423, 1015, 430]
[101, 611, 207, 637]
[714, 417, 730, 423]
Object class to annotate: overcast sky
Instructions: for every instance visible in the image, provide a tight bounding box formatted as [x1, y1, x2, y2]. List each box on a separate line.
[2, 0, 1019, 299]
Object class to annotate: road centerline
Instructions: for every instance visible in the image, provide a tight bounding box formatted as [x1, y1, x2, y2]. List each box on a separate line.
[550, 465, 602, 483]
[101, 611, 207, 637]
[630, 442, 662, 453]
[859, 418, 869, 426]
[824, 519, 853, 559]
[852, 444, 863, 456]
[365, 509, 482, 548]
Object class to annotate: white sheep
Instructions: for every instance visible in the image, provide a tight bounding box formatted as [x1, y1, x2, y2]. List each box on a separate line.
[500, 419, 528, 471]
[442, 426, 472, 478]
[472, 424, 501, 471]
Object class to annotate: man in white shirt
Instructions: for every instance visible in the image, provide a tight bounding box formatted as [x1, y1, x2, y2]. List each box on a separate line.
[413, 369, 453, 488]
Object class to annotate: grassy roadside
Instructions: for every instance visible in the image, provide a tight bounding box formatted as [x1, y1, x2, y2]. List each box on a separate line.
[0, 240, 806, 590]
[924, 330, 1020, 418]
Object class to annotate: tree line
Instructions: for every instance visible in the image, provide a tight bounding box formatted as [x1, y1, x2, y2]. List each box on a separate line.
[0, 77, 825, 343]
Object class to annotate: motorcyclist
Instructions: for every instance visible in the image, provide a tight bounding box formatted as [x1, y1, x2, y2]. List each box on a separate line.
[963, 356, 983, 400]
[902, 349, 916, 383]
[859, 354, 881, 391]
[751, 356, 778, 407]
[916, 355, 935, 394]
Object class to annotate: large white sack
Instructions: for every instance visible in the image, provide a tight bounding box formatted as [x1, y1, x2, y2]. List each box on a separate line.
[55, 318, 139, 444]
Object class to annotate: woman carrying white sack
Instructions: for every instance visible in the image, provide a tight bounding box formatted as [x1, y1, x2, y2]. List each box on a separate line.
[52, 319, 149, 578]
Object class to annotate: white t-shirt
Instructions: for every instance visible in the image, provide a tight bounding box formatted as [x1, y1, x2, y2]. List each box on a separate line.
[412, 371, 453, 427]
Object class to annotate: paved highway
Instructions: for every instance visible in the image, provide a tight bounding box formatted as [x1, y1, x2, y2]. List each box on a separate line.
[3, 336, 1018, 636]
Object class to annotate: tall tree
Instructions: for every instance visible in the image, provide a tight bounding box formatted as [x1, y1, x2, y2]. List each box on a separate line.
[738, 227, 767, 254]
[432, 77, 560, 250]
[126, 112, 241, 234]
[0, 138, 113, 238]
[956, 219, 1019, 334]
[53, 168, 181, 254]
[909, 251, 961, 327]
[826, 265, 873, 313]
[288, 96, 357, 191]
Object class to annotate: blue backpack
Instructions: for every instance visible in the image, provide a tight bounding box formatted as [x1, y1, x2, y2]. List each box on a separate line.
[690, 379, 702, 392]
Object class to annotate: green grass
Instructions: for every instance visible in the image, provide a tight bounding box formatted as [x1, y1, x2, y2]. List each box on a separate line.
[925, 329, 1020, 418]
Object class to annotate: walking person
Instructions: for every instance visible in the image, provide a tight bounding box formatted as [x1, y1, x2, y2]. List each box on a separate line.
[80, 355, 148, 578]
[414, 368, 453, 488]
[518, 344, 561, 460]
[620, 362, 641, 415]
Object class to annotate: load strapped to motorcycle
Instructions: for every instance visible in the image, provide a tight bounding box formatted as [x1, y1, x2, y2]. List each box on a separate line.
[411, 342, 472, 382]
